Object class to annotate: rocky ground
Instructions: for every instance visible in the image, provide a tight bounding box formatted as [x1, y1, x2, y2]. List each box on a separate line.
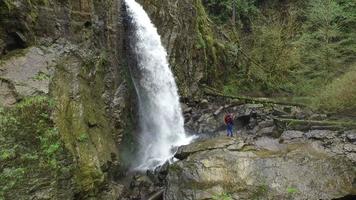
[121, 97, 356, 200]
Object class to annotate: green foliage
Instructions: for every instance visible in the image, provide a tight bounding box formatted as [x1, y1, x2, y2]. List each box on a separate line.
[287, 187, 298, 194]
[212, 192, 232, 200]
[203, 0, 258, 24]
[313, 66, 356, 114]
[202, 0, 356, 113]
[33, 72, 50, 81]
[195, 0, 220, 86]
[252, 184, 269, 199]
[0, 96, 66, 198]
[293, 0, 356, 94]
[2, 0, 14, 11]
[0, 168, 26, 192]
[78, 132, 89, 142]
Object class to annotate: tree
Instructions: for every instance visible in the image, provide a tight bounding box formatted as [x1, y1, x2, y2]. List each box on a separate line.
[295, 0, 355, 91]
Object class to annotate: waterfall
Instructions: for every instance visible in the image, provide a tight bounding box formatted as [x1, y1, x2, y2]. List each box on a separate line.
[124, 0, 194, 170]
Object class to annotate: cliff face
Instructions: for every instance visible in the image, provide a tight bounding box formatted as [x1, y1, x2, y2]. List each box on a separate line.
[1, 0, 209, 198]
[1, 0, 132, 198]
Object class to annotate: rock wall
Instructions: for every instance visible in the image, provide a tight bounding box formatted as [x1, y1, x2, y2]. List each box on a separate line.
[1, 0, 134, 198]
[168, 137, 356, 200]
[1, 0, 224, 199]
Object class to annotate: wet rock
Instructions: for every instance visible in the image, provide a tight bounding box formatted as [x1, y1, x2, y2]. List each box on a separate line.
[227, 140, 246, 151]
[183, 107, 192, 114]
[345, 130, 356, 142]
[346, 153, 356, 163]
[99, 183, 124, 200]
[305, 130, 337, 140]
[199, 99, 209, 108]
[125, 174, 157, 200]
[0, 46, 61, 104]
[258, 120, 274, 128]
[281, 130, 304, 141]
[344, 144, 356, 153]
[0, 79, 17, 106]
[174, 137, 235, 160]
[256, 126, 280, 138]
[165, 138, 356, 200]
[197, 114, 209, 123]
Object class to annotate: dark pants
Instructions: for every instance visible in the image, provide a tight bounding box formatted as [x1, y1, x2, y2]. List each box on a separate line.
[227, 123, 233, 137]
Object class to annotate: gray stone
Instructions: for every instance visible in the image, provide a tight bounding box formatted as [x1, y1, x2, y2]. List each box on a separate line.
[345, 130, 356, 142]
[99, 183, 124, 200]
[254, 137, 286, 151]
[213, 106, 224, 116]
[0, 46, 61, 105]
[175, 137, 235, 160]
[200, 99, 209, 108]
[258, 120, 274, 128]
[256, 126, 279, 137]
[346, 153, 356, 163]
[281, 130, 304, 141]
[305, 130, 337, 140]
[183, 107, 192, 114]
[0, 79, 17, 106]
[344, 144, 356, 153]
[165, 138, 355, 200]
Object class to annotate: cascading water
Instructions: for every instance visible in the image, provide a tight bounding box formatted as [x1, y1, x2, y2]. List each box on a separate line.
[124, 0, 194, 170]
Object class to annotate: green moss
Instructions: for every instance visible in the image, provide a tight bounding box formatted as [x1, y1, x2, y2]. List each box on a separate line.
[194, 0, 221, 86]
[77, 132, 89, 142]
[0, 95, 71, 199]
[0, 48, 29, 63]
[74, 163, 104, 193]
[51, 52, 120, 194]
[212, 192, 232, 200]
[251, 184, 269, 200]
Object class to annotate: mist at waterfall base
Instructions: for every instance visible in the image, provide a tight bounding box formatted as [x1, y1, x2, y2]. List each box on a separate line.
[124, 0, 195, 171]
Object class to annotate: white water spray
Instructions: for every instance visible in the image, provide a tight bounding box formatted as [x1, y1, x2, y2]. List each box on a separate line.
[124, 0, 194, 170]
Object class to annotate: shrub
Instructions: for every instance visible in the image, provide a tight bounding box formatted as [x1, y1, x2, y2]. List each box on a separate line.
[313, 66, 356, 114]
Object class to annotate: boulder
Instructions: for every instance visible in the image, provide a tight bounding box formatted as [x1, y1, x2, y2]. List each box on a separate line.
[165, 138, 356, 200]
[199, 99, 209, 108]
[0, 79, 17, 106]
[344, 144, 356, 153]
[174, 137, 235, 160]
[258, 120, 274, 128]
[305, 130, 337, 140]
[281, 130, 304, 141]
[345, 130, 356, 143]
[256, 126, 280, 138]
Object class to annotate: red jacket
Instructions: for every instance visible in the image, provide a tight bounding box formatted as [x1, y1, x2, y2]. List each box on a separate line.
[224, 114, 233, 125]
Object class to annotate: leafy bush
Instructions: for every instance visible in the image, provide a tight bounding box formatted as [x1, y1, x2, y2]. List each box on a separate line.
[313, 66, 356, 114]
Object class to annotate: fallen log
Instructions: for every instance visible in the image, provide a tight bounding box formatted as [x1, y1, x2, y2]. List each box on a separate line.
[203, 86, 307, 107]
[274, 118, 356, 131]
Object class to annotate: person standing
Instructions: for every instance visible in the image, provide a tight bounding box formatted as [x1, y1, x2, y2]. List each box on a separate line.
[224, 113, 234, 137]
